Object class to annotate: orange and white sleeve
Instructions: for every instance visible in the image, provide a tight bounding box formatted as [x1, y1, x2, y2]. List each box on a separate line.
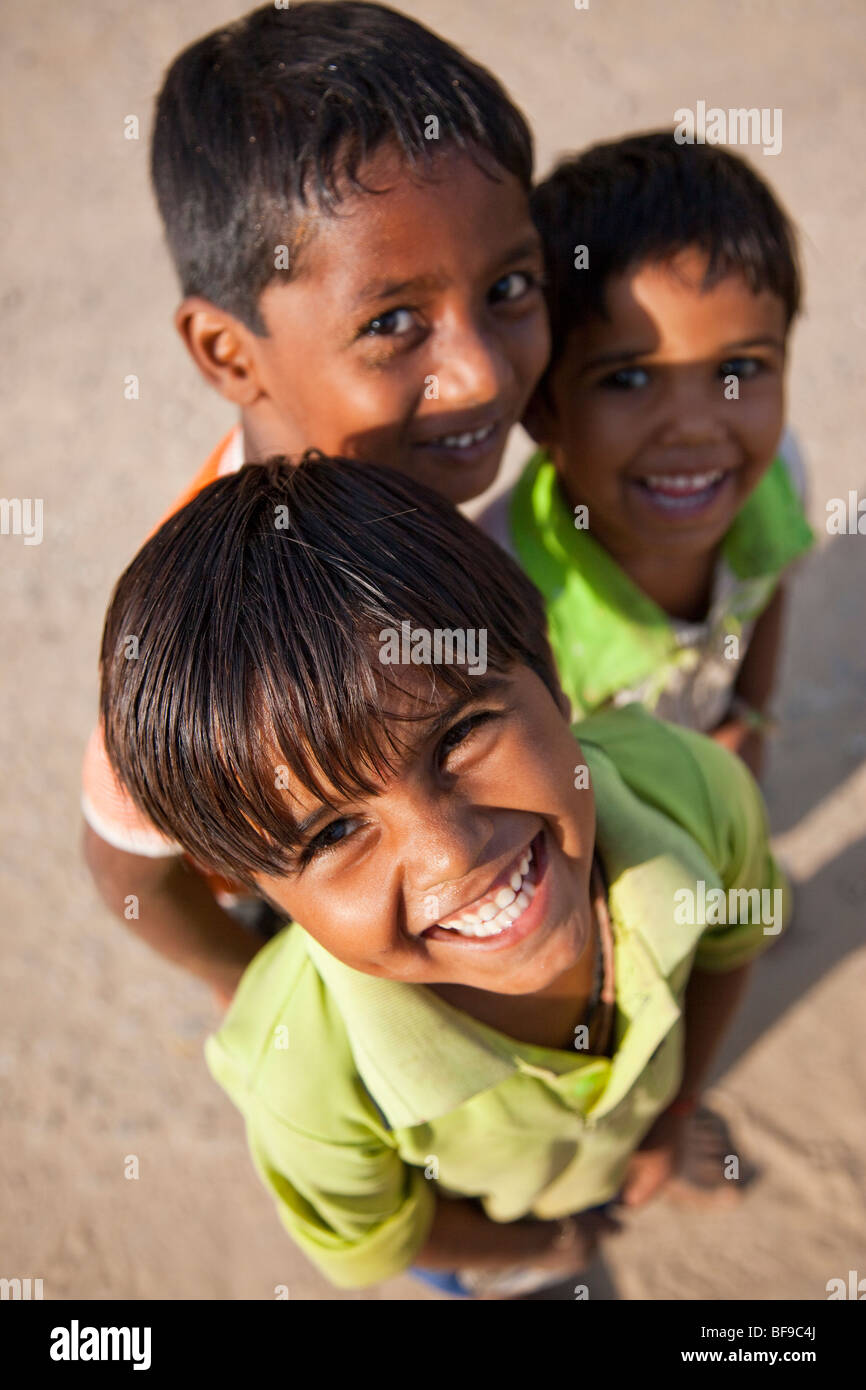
[83, 427, 243, 855]
[81, 723, 180, 856]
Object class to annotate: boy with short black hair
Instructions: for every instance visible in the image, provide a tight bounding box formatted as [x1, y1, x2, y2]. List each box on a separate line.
[481, 131, 814, 778]
[148, 0, 543, 501]
[99, 455, 788, 1295]
[83, 1, 550, 992]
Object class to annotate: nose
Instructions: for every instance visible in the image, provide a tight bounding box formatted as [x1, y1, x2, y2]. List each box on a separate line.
[431, 312, 510, 409]
[656, 368, 727, 447]
[390, 790, 495, 916]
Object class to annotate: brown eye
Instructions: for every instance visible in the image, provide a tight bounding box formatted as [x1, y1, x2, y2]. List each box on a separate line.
[719, 357, 762, 380]
[489, 270, 534, 303]
[438, 710, 497, 763]
[600, 366, 650, 390]
[301, 815, 360, 865]
[362, 307, 414, 337]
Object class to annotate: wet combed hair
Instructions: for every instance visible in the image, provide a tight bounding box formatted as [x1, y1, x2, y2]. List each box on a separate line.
[151, 1, 534, 331]
[531, 130, 802, 371]
[100, 455, 557, 887]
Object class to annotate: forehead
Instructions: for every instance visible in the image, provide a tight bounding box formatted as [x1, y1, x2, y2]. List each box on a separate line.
[281, 144, 538, 307]
[575, 249, 788, 362]
[277, 668, 510, 819]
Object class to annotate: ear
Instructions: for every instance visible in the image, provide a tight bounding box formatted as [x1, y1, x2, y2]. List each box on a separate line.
[521, 379, 559, 448]
[174, 298, 264, 408]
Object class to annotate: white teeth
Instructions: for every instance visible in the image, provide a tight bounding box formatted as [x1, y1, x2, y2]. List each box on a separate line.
[642, 470, 724, 493]
[431, 423, 495, 450]
[434, 841, 537, 938]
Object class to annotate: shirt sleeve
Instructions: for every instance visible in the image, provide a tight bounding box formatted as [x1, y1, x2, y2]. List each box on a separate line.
[81, 722, 181, 857]
[244, 1099, 437, 1289]
[81, 431, 243, 856]
[671, 723, 792, 971]
[578, 706, 791, 971]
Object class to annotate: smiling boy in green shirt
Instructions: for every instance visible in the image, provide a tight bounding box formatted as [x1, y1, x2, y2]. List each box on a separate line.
[98, 455, 788, 1295]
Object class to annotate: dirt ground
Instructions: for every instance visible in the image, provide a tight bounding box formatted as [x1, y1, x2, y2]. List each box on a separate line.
[1, 0, 864, 1301]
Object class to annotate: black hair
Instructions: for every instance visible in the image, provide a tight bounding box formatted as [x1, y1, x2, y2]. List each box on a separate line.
[531, 130, 801, 369]
[100, 454, 558, 886]
[151, 1, 534, 331]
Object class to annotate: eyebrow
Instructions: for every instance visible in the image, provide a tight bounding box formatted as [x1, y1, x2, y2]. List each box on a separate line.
[580, 346, 650, 371]
[581, 334, 786, 373]
[719, 335, 786, 353]
[416, 673, 511, 742]
[289, 674, 512, 838]
[353, 272, 446, 308]
[352, 236, 543, 309]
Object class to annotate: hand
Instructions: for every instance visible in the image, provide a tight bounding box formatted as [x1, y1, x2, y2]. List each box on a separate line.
[533, 1209, 622, 1276]
[620, 1110, 688, 1209]
[711, 717, 765, 780]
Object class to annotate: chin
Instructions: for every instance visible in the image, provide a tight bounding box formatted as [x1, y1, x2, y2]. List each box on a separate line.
[510, 926, 587, 994]
[445, 468, 500, 507]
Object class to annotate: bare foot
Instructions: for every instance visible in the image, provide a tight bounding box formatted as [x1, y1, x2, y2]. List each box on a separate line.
[664, 1106, 759, 1208]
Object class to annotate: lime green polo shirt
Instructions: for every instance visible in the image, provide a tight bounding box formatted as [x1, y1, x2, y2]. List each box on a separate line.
[205, 706, 788, 1289]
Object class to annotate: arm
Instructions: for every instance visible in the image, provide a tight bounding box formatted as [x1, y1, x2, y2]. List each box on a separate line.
[416, 1194, 619, 1275]
[710, 583, 787, 779]
[83, 822, 261, 997]
[237, 1103, 621, 1290]
[620, 961, 753, 1207]
[675, 961, 753, 1102]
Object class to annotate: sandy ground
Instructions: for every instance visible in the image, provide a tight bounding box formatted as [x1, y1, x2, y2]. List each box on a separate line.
[1, 0, 864, 1302]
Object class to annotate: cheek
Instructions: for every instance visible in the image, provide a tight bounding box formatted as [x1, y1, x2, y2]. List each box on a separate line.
[287, 876, 400, 967]
[512, 308, 552, 392]
[557, 397, 635, 496]
[738, 385, 785, 454]
[500, 725, 583, 821]
[300, 373, 419, 458]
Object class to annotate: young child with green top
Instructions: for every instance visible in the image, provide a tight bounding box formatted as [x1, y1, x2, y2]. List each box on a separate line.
[479, 132, 814, 779]
[98, 455, 789, 1296]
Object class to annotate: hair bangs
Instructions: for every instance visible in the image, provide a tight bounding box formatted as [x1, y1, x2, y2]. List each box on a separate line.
[100, 453, 557, 886]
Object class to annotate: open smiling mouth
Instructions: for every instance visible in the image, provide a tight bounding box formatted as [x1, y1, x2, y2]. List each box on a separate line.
[422, 831, 544, 944]
[415, 421, 500, 456]
[630, 469, 734, 514]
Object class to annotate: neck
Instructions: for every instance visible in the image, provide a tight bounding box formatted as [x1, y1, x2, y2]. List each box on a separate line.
[240, 406, 308, 465]
[610, 545, 719, 621]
